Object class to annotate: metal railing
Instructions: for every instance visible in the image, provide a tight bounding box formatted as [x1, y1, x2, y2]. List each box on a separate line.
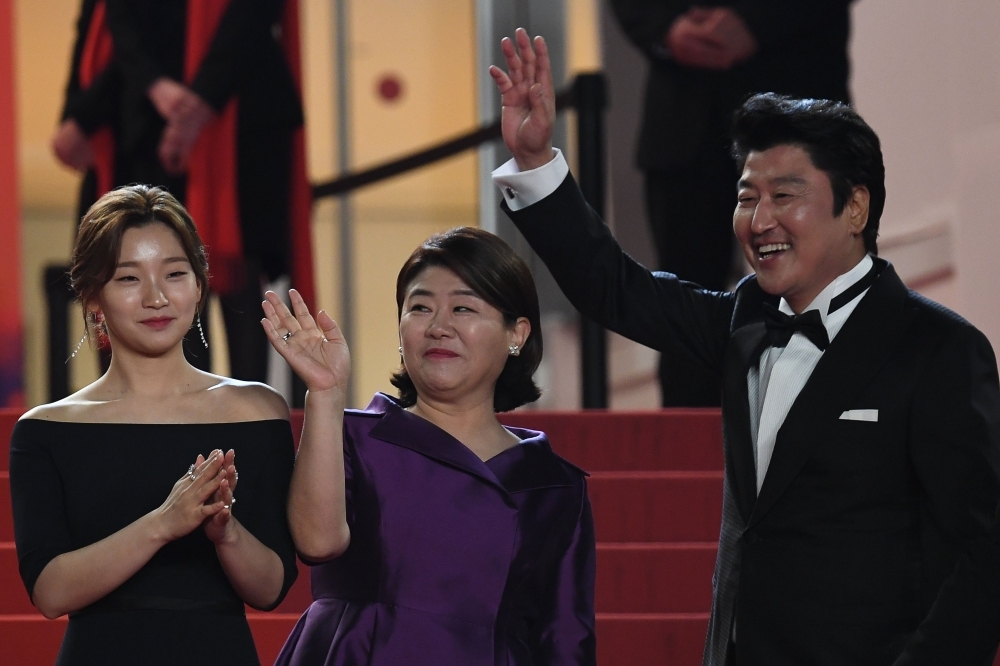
[46, 73, 610, 408]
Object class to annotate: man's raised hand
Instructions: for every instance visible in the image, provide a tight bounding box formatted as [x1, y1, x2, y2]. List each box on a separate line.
[488, 28, 556, 172]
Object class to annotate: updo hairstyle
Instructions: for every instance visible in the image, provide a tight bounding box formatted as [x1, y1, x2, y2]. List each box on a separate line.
[70, 184, 210, 337]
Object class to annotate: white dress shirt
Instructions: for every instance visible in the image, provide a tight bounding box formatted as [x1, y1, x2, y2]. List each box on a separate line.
[750, 254, 873, 491]
[492, 152, 875, 492]
[492, 150, 569, 212]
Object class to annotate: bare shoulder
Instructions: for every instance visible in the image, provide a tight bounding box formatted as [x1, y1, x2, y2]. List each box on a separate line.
[19, 389, 103, 423]
[205, 376, 291, 422]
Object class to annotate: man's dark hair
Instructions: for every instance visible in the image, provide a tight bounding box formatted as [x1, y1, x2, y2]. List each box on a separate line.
[391, 227, 543, 413]
[731, 93, 886, 255]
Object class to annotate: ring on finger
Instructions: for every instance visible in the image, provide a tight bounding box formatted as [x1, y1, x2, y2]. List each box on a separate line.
[187, 464, 196, 480]
[282, 331, 293, 341]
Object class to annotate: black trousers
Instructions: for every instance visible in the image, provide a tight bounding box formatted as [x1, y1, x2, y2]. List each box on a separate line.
[644, 154, 736, 407]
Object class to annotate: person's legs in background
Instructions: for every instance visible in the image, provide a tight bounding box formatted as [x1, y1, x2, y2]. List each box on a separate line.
[644, 149, 736, 407]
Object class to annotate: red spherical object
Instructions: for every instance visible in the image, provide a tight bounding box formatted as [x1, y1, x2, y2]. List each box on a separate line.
[377, 74, 403, 103]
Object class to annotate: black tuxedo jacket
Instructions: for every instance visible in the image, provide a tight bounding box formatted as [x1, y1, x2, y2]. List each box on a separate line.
[610, 0, 854, 170]
[503, 175, 1000, 665]
[892, 500, 1000, 666]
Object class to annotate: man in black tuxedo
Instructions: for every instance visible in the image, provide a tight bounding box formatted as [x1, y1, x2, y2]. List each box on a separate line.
[488, 30, 1000, 666]
[609, 0, 854, 407]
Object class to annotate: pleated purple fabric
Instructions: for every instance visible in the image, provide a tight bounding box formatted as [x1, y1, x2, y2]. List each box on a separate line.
[274, 393, 596, 666]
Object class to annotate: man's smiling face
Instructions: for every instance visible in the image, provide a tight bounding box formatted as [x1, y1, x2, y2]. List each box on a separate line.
[733, 144, 869, 313]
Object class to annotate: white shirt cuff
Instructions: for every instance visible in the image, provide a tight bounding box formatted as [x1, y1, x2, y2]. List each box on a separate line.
[491, 148, 569, 211]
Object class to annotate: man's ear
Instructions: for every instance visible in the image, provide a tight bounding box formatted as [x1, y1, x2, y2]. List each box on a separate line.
[846, 185, 870, 236]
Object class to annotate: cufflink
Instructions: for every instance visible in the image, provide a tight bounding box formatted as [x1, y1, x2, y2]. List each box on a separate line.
[505, 186, 516, 200]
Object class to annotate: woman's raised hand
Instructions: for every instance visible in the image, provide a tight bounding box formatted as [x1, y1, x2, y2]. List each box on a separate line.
[154, 449, 226, 543]
[203, 449, 238, 545]
[261, 289, 350, 395]
[488, 28, 556, 171]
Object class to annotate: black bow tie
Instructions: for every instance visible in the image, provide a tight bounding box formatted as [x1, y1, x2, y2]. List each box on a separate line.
[762, 304, 830, 351]
[762, 260, 880, 352]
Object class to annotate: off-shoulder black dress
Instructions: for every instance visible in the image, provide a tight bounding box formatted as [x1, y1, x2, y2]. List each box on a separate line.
[9, 419, 298, 666]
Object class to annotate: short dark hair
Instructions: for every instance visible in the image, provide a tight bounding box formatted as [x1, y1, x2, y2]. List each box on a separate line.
[71, 185, 210, 334]
[731, 93, 886, 254]
[390, 227, 542, 412]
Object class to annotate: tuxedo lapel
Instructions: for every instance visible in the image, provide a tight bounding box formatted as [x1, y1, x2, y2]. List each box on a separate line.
[724, 320, 768, 522]
[748, 263, 910, 529]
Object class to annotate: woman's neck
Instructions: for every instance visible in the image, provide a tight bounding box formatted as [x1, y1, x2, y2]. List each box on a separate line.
[410, 394, 518, 461]
[96, 343, 206, 400]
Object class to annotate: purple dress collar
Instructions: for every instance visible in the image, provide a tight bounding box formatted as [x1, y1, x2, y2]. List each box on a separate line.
[364, 392, 583, 496]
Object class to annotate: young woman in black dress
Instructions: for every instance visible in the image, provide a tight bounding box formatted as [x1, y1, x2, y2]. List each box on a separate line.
[9, 185, 297, 665]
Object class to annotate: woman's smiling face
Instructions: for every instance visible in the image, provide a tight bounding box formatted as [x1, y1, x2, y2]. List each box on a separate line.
[398, 265, 527, 406]
[94, 222, 201, 356]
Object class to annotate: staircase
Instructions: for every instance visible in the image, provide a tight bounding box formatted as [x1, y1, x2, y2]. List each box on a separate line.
[0, 408, 725, 664]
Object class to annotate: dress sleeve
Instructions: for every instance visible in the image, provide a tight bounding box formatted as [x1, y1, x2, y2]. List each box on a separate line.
[535, 479, 597, 665]
[236, 421, 298, 610]
[8, 421, 75, 600]
[342, 419, 356, 531]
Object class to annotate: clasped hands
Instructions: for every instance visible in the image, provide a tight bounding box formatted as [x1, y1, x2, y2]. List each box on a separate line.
[148, 77, 215, 175]
[156, 448, 240, 547]
[665, 6, 758, 70]
[50, 78, 214, 175]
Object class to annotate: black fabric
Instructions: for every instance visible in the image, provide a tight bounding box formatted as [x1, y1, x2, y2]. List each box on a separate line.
[644, 164, 735, 406]
[9, 418, 298, 665]
[891, 501, 1000, 666]
[762, 304, 829, 351]
[60, 0, 122, 135]
[503, 174, 1000, 666]
[102, 0, 302, 151]
[610, 0, 854, 171]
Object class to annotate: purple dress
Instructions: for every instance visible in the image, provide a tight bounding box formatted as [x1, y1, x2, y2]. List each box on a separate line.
[275, 393, 596, 666]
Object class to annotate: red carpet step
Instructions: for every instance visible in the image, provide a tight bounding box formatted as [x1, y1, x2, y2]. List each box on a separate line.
[0, 472, 10, 542]
[596, 543, 716, 614]
[589, 471, 723, 542]
[500, 410, 723, 472]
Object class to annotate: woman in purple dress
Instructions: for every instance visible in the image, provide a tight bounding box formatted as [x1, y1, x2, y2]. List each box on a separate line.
[262, 227, 596, 665]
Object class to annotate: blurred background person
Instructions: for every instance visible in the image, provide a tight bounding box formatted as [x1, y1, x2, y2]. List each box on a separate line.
[9, 185, 298, 665]
[51, 0, 314, 384]
[51, 0, 120, 224]
[610, 0, 855, 406]
[263, 228, 597, 665]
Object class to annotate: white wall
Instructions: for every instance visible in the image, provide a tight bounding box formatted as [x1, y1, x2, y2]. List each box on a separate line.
[851, 0, 1000, 349]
